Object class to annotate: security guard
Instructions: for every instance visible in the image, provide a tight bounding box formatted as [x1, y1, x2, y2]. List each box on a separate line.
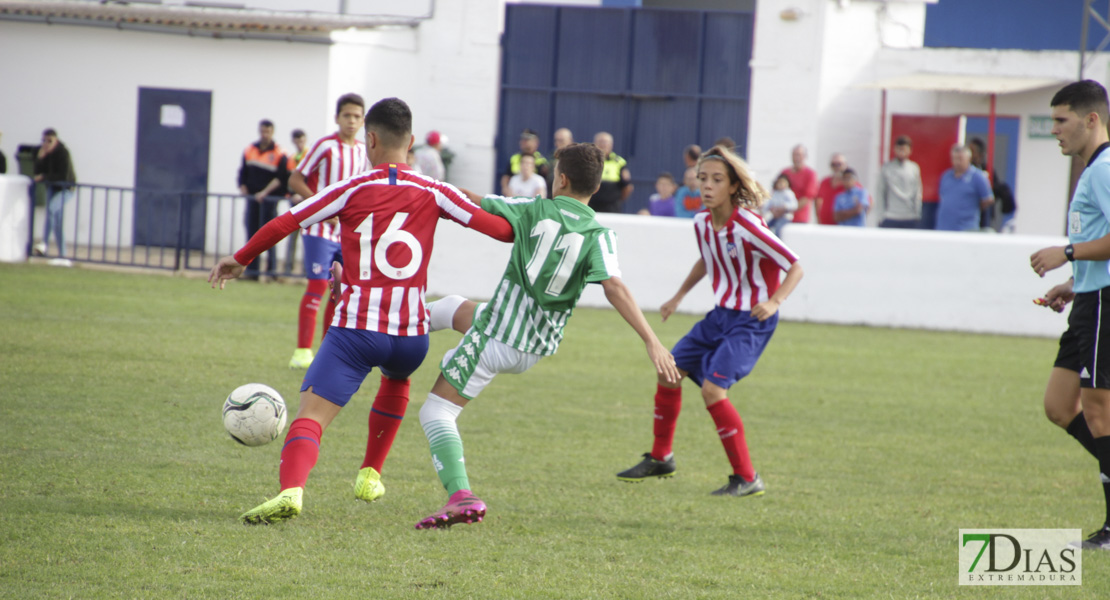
[501, 128, 550, 195]
[590, 131, 632, 213]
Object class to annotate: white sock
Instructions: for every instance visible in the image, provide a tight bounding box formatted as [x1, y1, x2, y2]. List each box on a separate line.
[428, 295, 468, 332]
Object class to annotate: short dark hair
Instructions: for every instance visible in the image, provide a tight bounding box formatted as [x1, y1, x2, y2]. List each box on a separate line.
[841, 167, 857, 179]
[684, 144, 702, 162]
[291, 129, 305, 139]
[657, 171, 676, 183]
[336, 93, 365, 116]
[554, 143, 604, 196]
[365, 97, 412, 148]
[895, 135, 912, 147]
[259, 119, 274, 128]
[42, 128, 57, 138]
[1051, 80, 1110, 123]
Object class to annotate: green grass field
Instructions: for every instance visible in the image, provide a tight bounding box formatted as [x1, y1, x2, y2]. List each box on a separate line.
[0, 262, 1106, 598]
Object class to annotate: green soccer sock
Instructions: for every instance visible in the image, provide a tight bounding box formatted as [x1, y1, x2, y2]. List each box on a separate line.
[419, 393, 470, 495]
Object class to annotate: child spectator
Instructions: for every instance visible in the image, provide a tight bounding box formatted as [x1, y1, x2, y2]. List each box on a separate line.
[639, 172, 678, 217]
[833, 168, 870, 227]
[673, 167, 703, 218]
[763, 173, 798, 237]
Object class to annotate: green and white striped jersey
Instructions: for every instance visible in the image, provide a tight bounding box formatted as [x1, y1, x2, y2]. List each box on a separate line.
[473, 194, 621, 356]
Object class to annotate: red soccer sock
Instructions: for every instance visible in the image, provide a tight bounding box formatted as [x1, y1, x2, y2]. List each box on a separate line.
[651, 384, 682, 461]
[361, 376, 411, 472]
[707, 399, 755, 481]
[279, 418, 323, 490]
[321, 296, 337, 339]
[297, 279, 328, 349]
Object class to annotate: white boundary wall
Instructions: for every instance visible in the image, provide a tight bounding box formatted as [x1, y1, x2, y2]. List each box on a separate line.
[427, 214, 1072, 339]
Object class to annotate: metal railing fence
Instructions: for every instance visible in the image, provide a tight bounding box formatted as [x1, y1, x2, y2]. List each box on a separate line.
[27, 182, 303, 277]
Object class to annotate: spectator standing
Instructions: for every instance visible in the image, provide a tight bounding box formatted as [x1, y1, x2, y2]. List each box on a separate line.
[876, 136, 923, 229]
[553, 128, 574, 152]
[763, 173, 798, 237]
[0, 131, 7, 174]
[683, 144, 702, 170]
[591, 131, 632, 213]
[639, 172, 677, 217]
[816, 153, 847, 225]
[547, 127, 574, 192]
[673, 167, 703, 218]
[936, 145, 993, 232]
[779, 144, 818, 224]
[239, 119, 288, 278]
[32, 128, 77, 259]
[501, 129, 549, 195]
[506, 154, 547, 198]
[282, 128, 309, 276]
[833, 168, 870, 227]
[415, 131, 447, 181]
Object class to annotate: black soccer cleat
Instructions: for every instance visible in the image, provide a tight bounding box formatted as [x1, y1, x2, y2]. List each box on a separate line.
[617, 452, 676, 482]
[711, 473, 765, 497]
[1081, 525, 1110, 550]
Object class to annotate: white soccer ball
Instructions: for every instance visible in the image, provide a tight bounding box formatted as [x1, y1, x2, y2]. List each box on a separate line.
[222, 383, 287, 446]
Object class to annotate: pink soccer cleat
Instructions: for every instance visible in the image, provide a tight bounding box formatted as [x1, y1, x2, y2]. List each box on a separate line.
[414, 490, 487, 530]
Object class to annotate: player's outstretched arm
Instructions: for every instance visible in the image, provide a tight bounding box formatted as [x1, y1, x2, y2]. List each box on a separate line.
[209, 256, 245, 289]
[660, 259, 707, 322]
[601, 277, 680, 384]
[752, 262, 804, 322]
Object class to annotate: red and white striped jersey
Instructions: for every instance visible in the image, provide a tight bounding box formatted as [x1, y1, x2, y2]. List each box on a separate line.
[295, 133, 369, 242]
[288, 164, 488, 336]
[693, 208, 799, 311]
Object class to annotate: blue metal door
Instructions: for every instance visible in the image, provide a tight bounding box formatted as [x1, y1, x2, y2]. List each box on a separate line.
[498, 5, 754, 213]
[134, 87, 211, 249]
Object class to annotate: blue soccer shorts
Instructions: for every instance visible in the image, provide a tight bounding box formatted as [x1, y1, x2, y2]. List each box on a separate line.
[301, 327, 429, 407]
[671, 306, 778, 389]
[302, 234, 342, 280]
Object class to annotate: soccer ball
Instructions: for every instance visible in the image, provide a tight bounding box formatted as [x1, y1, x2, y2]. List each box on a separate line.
[222, 383, 287, 446]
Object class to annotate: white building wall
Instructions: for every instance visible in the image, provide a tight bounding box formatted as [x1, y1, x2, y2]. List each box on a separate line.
[749, 0, 926, 219]
[327, 0, 505, 194]
[0, 21, 328, 194]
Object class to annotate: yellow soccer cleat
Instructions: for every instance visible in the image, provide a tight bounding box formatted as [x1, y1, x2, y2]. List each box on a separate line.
[288, 348, 314, 369]
[240, 487, 303, 525]
[354, 466, 385, 503]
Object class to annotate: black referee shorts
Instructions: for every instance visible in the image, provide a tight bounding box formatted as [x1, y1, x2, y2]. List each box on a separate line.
[1054, 288, 1110, 389]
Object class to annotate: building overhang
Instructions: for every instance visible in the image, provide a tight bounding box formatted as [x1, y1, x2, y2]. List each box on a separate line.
[860, 72, 1067, 95]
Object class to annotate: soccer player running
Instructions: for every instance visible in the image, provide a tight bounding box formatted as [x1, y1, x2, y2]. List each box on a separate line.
[208, 97, 514, 525]
[409, 143, 680, 529]
[1030, 79, 1110, 551]
[286, 93, 370, 370]
[616, 145, 804, 497]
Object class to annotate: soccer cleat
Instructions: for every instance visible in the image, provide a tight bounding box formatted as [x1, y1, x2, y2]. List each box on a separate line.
[240, 487, 303, 525]
[353, 466, 385, 502]
[288, 348, 314, 369]
[711, 473, 766, 497]
[414, 490, 487, 529]
[616, 452, 676, 482]
[1081, 525, 1110, 550]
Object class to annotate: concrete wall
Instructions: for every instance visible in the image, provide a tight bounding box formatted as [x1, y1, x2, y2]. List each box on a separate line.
[328, 0, 504, 195]
[0, 21, 329, 195]
[426, 212, 1071, 339]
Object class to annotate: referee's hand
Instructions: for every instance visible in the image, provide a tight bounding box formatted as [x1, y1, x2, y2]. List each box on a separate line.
[1030, 246, 1067, 278]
